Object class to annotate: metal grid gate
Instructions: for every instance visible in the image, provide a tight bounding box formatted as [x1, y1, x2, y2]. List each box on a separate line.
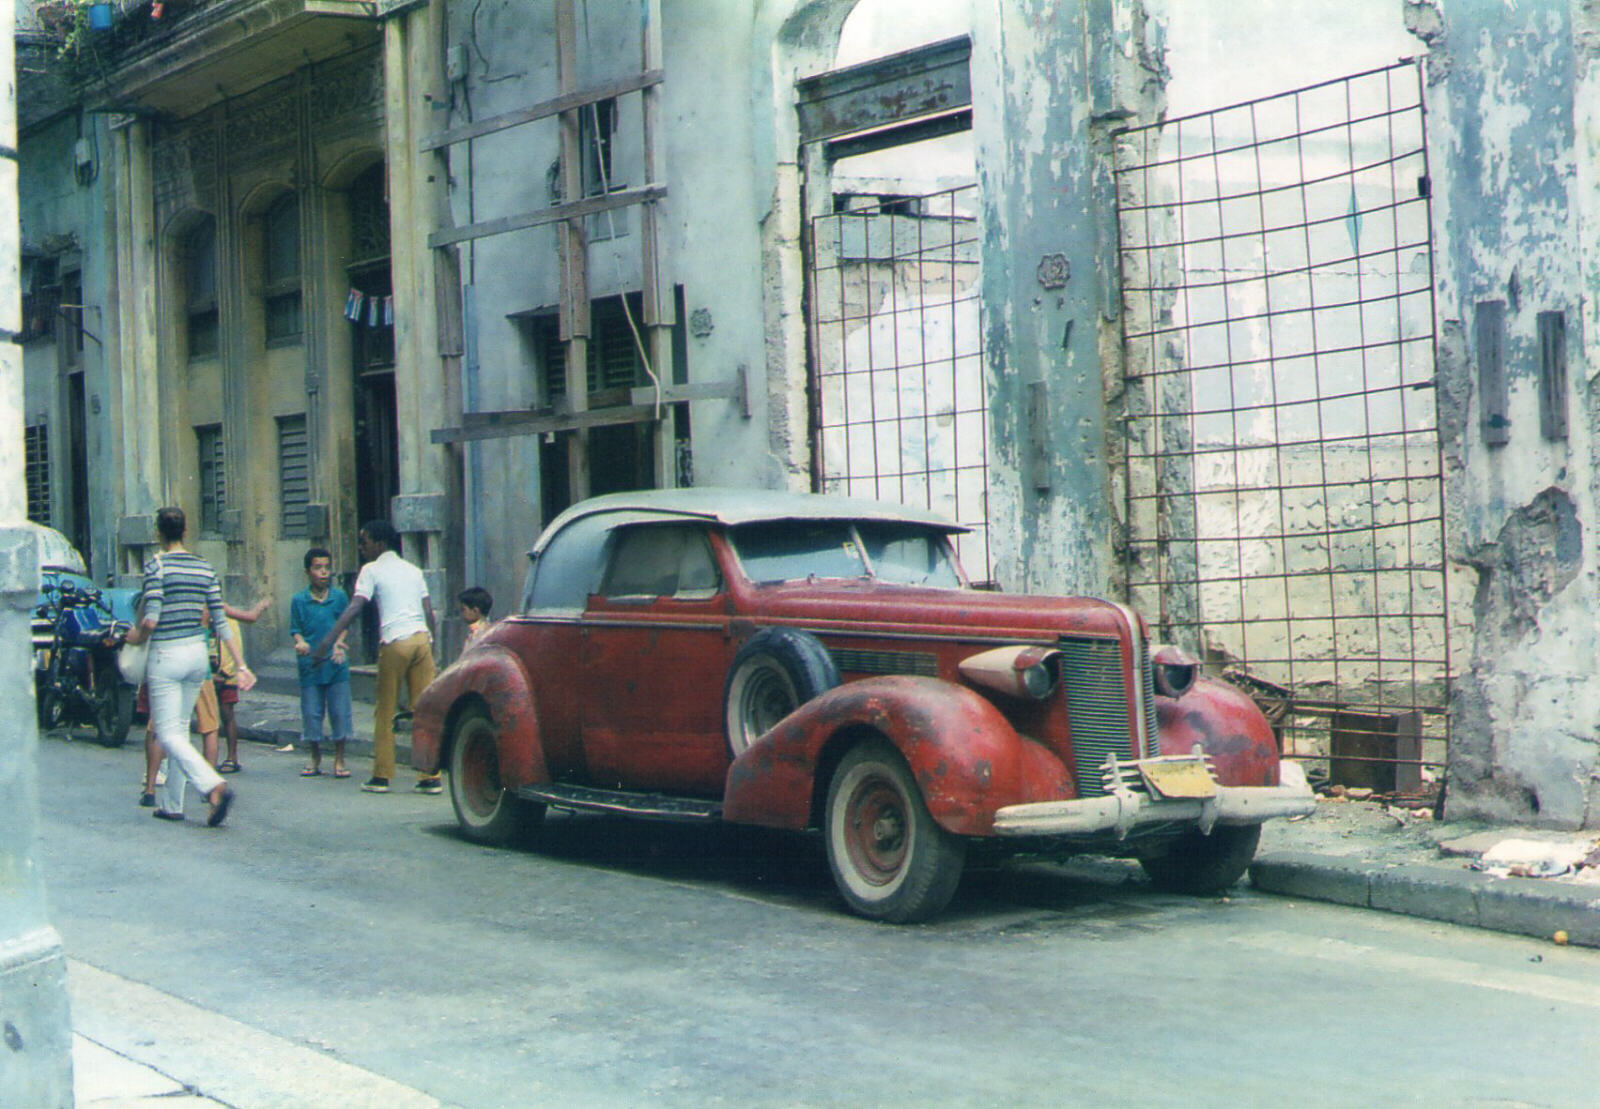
[1113, 60, 1448, 796]
[806, 185, 993, 582]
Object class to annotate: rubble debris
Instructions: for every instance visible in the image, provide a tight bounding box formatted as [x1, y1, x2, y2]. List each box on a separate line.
[1471, 838, 1591, 879]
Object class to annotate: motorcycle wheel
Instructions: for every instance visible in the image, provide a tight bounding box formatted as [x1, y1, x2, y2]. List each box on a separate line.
[91, 668, 133, 748]
[39, 687, 66, 732]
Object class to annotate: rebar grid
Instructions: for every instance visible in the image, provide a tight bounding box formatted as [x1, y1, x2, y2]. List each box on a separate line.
[1114, 61, 1448, 790]
[807, 186, 993, 581]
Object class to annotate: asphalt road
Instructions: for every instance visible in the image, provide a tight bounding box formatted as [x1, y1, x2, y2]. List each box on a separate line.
[36, 730, 1600, 1108]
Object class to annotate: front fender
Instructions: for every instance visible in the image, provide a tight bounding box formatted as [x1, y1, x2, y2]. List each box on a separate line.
[1157, 676, 1280, 786]
[412, 646, 548, 787]
[723, 675, 1073, 836]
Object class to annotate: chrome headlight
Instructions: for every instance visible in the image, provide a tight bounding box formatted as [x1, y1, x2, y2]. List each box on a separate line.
[959, 645, 1061, 700]
[1151, 644, 1199, 699]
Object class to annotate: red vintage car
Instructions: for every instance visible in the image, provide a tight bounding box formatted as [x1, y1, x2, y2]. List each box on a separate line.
[411, 489, 1313, 922]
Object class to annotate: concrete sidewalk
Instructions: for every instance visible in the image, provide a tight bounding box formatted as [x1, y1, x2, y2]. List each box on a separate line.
[1252, 797, 1600, 949]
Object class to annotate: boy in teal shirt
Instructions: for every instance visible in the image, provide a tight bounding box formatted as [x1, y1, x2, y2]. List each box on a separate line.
[290, 548, 352, 777]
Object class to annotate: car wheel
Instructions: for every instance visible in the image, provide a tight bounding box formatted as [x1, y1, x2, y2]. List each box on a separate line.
[447, 705, 543, 845]
[825, 739, 965, 923]
[723, 627, 841, 757]
[1139, 824, 1261, 894]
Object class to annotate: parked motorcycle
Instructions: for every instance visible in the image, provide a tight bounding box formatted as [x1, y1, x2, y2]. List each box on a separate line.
[34, 578, 136, 747]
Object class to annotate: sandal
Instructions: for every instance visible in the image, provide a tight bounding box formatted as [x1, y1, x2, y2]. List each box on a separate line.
[301, 766, 323, 777]
[207, 786, 235, 828]
[218, 760, 242, 774]
[333, 767, 351, 778]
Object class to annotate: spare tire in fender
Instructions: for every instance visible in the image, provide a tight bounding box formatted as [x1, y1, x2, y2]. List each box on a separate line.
[722, 627, 841, 757]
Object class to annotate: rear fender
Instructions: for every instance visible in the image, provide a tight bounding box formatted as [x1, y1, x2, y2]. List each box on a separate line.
[412, 647, 548, 787]
[723, 675, 1073, 836]
[1156, 676, 1280, 786]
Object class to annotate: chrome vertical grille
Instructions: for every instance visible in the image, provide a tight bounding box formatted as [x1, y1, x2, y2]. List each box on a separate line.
[1138, 634, 1159, 758]
[1058, 635, 1135, 799]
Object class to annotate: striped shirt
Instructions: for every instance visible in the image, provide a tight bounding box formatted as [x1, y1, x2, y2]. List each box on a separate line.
[142, 551, 234, 645]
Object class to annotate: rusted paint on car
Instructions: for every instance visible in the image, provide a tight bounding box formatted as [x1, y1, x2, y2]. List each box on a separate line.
[411, 646, 549, 787]
[723, 675, 1075, 835]
[1156, 677, 1279, 787]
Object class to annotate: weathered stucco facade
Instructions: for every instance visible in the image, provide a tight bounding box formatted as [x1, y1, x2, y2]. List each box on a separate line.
[1414, 0, 1600, 826]
[3, 10, 75, 1104]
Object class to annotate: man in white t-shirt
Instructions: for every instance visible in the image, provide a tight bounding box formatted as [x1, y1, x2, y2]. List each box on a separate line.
[312, 519, 440, 794]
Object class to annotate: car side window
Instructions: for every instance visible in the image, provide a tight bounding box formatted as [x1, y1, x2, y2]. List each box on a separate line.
[600, 524, 721, 599]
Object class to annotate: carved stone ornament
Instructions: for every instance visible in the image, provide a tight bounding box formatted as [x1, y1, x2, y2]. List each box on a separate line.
[228, 96, 297, 161]
[689, 307, 714, 338]
[1036, 253, 1071, 290]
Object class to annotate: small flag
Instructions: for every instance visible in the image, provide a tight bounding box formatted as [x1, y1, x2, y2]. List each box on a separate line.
[367, 294, 381, 327]
[383, 296, 394, 327]
[344, 288, 363, 322]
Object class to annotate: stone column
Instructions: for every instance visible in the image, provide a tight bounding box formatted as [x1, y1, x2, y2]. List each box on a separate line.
[969, 0, 1163, 596]
[0, 11, 75, 1104]
[110, 116, 162, 577]
[383, 1, 452, 593]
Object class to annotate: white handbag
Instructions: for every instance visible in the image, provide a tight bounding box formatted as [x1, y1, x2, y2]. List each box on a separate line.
[117, 641, 149, 685]
[118, 553, 160, 686]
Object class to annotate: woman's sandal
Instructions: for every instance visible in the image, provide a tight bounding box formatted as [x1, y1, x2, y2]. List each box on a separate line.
[218, 760, 242, 774]
[301, 766, 323, 777]
[332, 767, 350, 779]
[207, 786, 235, 828]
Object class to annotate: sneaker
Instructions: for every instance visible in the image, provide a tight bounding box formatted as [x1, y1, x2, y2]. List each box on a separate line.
[414, 777, 443, 795]
[361, 777, 390, 793]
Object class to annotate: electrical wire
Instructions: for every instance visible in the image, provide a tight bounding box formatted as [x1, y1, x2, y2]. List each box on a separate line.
[581, 0, 661, 419]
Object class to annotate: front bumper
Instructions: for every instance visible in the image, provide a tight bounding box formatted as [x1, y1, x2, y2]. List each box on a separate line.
[991, 758, 1315, 839]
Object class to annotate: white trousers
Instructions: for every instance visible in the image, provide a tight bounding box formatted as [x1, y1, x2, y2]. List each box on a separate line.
[147, 637, 222, 814]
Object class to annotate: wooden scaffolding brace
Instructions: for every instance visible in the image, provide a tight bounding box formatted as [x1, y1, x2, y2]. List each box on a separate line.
[426, 0, 746, 502]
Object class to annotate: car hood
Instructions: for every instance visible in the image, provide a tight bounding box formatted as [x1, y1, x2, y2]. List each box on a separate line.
[744, 581, 1137, 641]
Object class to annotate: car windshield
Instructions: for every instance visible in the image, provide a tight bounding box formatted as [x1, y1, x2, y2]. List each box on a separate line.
[855, 522, 963, 588]
[729, 520, 962, 587]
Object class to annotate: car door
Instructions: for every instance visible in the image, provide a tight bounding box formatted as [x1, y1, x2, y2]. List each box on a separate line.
[580, 522, 734, 796]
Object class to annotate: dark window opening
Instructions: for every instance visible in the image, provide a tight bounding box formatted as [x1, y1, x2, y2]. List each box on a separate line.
[25, 424, 50, 525]
[20, 256, 60, 343]
[196, 424, 225, 536]
[186, 216, 219, 359]
[263, 193, 302, 343]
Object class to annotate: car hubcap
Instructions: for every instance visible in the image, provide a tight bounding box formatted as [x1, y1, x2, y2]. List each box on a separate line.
[845, 775, 908, 886]
[742, 662, 795, 736]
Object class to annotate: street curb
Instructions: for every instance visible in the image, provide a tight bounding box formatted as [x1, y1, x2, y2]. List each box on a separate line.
[1250, 850, 1600, 948]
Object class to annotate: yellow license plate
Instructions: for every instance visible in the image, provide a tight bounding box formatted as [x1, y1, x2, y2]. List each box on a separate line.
[1139, 758, 1218, 799]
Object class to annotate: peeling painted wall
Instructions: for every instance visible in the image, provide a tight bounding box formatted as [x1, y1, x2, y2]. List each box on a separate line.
[971, 0, 1166, 596]
[1417, 0, 1600, 827]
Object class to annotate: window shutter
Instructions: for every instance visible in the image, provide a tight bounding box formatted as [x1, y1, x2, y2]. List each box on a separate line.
[278, 415, 310, 537]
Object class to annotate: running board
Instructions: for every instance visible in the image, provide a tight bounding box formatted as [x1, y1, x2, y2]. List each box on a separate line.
[515, 783, 722, 822]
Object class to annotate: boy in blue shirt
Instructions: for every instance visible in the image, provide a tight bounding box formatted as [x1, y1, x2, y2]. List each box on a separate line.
[290, 548, 352, 777]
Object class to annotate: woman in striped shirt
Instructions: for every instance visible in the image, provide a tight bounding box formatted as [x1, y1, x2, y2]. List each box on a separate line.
[122, 506, 256, 826]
